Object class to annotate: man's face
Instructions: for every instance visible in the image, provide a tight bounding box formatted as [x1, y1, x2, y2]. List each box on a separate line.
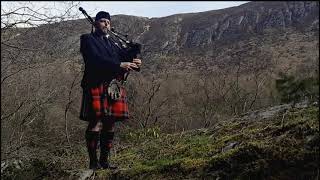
[96, 18, 111, 34]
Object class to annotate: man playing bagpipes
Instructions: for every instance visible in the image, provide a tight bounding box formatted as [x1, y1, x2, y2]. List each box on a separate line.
[79, 10, 142, 170]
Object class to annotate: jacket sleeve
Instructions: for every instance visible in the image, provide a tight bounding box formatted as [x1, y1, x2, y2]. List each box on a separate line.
[80, 34, 122, 74]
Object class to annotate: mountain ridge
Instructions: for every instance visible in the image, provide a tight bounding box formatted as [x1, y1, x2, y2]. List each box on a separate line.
[4, 1, 318, 68]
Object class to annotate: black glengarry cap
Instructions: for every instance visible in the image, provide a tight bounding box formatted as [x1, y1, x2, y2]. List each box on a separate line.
[95, 11, 111, 21]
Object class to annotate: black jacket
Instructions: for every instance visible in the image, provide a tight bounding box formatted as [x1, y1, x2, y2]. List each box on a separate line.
[80, 32, 124, 88]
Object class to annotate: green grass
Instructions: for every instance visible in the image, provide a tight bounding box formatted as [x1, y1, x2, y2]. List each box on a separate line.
[92, 106, 319, 179]
[2, 106, 318, 179]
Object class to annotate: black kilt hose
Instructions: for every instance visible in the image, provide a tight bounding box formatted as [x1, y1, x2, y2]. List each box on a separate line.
[80, 82, 129, 122]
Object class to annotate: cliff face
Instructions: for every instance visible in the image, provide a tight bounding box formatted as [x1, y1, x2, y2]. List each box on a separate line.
[119, 1, 319, 55]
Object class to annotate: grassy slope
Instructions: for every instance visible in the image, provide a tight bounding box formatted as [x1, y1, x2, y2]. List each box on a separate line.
[93, 105, 319, 180]
[2, 105, 318, 180]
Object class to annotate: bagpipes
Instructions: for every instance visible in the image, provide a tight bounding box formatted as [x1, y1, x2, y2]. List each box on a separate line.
[79, 7, 141, 72]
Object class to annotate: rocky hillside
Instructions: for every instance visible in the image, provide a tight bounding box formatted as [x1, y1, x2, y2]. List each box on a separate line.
[5, 1, 318, 73]
[137, 1, 319, 54]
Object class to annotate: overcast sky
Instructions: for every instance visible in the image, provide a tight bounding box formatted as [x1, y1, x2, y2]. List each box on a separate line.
[2, 1, 249, 18]
[79, 1, 249, 18]
[1, 1, 249, 28]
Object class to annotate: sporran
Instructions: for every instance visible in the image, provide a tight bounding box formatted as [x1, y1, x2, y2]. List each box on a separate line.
[107, 79, 123, 101]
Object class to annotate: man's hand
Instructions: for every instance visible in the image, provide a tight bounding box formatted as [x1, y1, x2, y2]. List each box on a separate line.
[132, 58, 142, 67]
[120, 62, 138, 71]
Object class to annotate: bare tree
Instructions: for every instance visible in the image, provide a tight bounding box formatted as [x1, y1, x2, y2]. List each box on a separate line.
[1, 2, 81, 162]
[1, 2, 80, 29]
[126, 70, 170, 130]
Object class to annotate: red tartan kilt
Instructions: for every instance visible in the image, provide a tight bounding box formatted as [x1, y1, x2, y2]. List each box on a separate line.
[79, 83, 129, 122]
